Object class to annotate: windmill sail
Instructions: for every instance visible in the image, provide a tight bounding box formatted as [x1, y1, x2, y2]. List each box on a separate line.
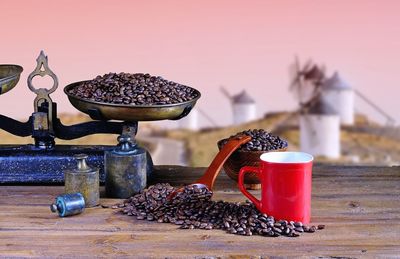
[288, 56, 326, 108]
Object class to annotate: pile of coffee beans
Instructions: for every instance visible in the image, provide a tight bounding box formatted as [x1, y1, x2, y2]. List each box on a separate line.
[114, 183, 324, 237]
[68, 72, 199, 105]
[220, 129, 288, 151]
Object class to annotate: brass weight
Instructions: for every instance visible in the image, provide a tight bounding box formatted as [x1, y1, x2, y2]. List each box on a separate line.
[105, 135, 147, 199]
[64, 154, 100, 207]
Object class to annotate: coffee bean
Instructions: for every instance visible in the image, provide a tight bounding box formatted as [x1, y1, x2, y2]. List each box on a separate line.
[200, 223, 208, 229]
[295, 227, 304, 233]
[308, 226, 317, 233]
[273, 231, 281, 237]
[292, 232, 300, 237]
[68, 72, 199, 106]
[115, 183, 321, 238]
[284, 227, 290, 235]
[279, 220, 288, 226]
[220, 129, 288, 152]
[257, 222, 266, 228]
[294, 222, 303, 227]
[259, 216, 267, 222]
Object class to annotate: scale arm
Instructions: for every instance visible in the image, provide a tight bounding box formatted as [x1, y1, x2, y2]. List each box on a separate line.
[54, 119, 126, 140]
[0, 114, 32, 137]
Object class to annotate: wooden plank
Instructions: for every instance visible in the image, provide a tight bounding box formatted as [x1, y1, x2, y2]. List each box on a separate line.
[0, 166, 399, 257]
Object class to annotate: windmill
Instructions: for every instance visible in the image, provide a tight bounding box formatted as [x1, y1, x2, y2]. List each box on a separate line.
[287, 56, 341, 159]
[320, 71, 355, 125]
[220, 86, 256, 125]
[287, 56, 398, 160]
[271, 56, 327, 133]
[179, 107, 219, 130]
[288, 56, 326, 109]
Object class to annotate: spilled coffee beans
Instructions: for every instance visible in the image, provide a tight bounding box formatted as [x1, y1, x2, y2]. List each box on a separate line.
[220, 129, 288, 152]
[114, 183, 322, 237]
[68, 72, 199, 105]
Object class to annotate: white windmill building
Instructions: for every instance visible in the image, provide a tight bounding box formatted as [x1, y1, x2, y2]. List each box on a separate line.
[300, 99, 341, 158]
[321, 72, 354, 125]
[289, 57, 341, 159]
[232, 90, 257, 125]
[179, 108, 199, 130]
[221, 87, 257, 125]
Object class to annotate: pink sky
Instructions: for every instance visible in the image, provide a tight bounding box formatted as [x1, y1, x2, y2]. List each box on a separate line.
[2, 0, 400, 126]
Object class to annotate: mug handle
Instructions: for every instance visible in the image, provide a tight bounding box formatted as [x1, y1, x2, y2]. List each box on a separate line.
[238, 166, 262, 211]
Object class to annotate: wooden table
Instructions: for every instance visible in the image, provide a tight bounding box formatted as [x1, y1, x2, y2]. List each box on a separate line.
[1, 165, 399, 258]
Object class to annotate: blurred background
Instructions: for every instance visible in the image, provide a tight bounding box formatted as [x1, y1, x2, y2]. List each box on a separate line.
[1, 0, 399, 166]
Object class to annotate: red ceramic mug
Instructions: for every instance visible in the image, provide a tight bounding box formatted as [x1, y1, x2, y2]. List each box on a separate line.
[238, 152, 313, 223]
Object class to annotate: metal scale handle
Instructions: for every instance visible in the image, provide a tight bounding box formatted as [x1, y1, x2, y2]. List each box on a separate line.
[27, 51, 60, 148]
[28, 51, 58, 107]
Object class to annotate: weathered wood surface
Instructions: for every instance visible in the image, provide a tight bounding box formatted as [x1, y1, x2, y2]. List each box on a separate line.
[0, 165, 399, 258]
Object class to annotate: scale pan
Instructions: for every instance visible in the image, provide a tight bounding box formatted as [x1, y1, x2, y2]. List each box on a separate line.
[64, 81, 201, 121]
[0, 65, 23, 95]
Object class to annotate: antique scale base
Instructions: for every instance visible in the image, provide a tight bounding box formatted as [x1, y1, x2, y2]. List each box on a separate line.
[0, 145, 111, 184]
[0, 52, 199, 184]
[0, 145, 154, 184]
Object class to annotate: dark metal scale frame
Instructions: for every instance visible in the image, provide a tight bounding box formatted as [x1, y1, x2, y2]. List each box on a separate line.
[0, 52, 152, 184]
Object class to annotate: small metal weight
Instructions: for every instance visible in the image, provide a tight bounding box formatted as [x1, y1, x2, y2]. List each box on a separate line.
[105, 134, 147, 198]
[64, 154, 100, 207]
[50, 193, 85, 217]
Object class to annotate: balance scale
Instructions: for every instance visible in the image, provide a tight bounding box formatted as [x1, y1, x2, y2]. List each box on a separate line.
[0, 52, 200, 184]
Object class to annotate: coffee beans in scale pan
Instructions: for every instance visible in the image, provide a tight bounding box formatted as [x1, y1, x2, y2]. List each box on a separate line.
[115, 131, 324, 238]
[67, 72, 199, 106]
[64, 72, 201, 121]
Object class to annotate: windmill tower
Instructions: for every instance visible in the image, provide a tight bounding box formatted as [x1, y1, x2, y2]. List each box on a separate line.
[221, 87, 257, 125]
[299, 99, 341, 158]
[321, 71, 354, 125]
[179, 107, 219, 130]
[289, 57, 341, 159]
[179, 108, 199, 130]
